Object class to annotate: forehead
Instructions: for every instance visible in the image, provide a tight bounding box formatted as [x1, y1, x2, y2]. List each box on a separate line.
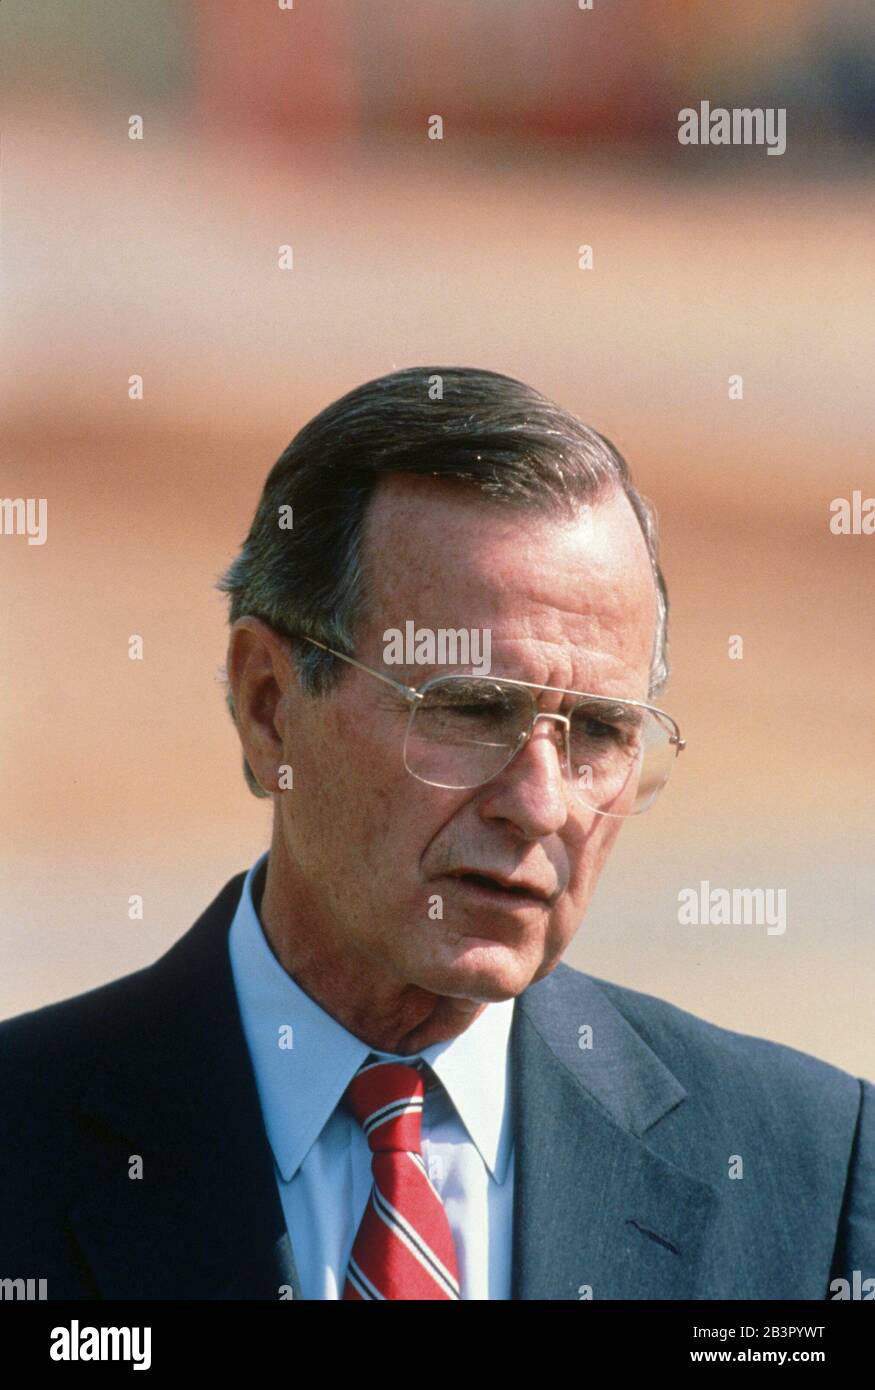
[358, 473, 657, 683]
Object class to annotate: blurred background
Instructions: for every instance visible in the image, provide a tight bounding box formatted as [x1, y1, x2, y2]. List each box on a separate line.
[1, 0, 873, 1074]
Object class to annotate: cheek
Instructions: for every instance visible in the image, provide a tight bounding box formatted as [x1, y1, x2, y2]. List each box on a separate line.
[568, 816, 624, 895]
[284, 704, 427, 865]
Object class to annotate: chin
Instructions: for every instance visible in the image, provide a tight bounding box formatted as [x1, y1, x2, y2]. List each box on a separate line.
[414, 941, 537, 1003]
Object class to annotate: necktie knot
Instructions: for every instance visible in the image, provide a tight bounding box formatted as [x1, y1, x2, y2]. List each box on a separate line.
[344, 1058, 426, 1154]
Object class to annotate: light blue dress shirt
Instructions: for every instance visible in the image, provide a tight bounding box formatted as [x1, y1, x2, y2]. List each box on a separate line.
[227, 851, 516, 1300]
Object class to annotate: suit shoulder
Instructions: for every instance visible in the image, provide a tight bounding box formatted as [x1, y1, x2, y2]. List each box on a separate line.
[547, 960, 866, 1111]
[0, 869, 247, 1084]
[0, 962, 156, 1065]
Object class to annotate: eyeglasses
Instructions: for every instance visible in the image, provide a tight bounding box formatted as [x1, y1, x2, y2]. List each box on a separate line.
[293, 635, 685, 818]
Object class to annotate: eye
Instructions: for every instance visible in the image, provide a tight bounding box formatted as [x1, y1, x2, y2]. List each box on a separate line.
[579, 717, 624, 742]
[429, 697, 514, 720]
[570, 702, 642, 749]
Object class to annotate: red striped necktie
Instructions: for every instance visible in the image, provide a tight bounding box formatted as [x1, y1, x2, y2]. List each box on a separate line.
[342, 1056, 462, 1300]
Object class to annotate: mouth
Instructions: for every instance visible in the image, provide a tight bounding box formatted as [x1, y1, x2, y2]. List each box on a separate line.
[443, 871, 552, 910]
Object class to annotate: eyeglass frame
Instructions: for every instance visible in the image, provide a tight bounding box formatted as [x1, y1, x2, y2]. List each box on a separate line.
[285, 632, 686, 813]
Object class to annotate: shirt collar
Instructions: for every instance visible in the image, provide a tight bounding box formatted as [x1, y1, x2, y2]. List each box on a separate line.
[227, 852, 515, 1184]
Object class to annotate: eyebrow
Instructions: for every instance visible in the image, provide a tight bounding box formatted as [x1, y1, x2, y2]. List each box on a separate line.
[420, 678, 512, 700]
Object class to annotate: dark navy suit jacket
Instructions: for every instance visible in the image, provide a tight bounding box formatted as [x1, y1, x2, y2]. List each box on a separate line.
[1, 871, 872, 1299]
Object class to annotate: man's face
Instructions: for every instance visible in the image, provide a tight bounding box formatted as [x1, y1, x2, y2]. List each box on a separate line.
[261, 475, 657, 1004]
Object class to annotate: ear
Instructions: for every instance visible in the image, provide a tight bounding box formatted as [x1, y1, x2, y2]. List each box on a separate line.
[226, 618, 293, 795]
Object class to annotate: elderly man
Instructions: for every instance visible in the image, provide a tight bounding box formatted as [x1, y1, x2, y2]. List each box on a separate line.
[1, 367, 872, 1300]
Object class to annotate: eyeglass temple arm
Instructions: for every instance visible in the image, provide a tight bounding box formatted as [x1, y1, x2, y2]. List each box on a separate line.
[294, 634, 422, 703]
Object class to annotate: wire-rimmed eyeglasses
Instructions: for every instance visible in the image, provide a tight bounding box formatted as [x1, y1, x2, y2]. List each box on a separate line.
[293, 634, 685, 818]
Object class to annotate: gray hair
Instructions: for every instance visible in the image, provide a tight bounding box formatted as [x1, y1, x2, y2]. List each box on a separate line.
[216, 366, 669, 798]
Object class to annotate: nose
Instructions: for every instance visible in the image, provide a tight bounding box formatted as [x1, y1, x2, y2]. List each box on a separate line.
[477, 712, 572, 837]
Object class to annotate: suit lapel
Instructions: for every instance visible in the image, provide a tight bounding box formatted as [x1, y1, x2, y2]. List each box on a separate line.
[510, 966, 721, 1300]
[67, 873, 303, 1300]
